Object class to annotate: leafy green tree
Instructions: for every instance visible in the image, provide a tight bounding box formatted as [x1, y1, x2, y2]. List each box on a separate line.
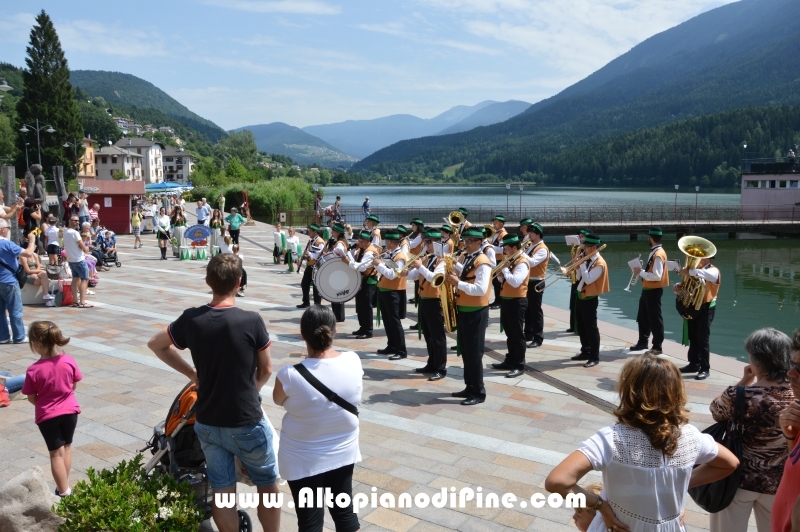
[79, 102, 120, 144]
[16, 10, 83, 178]
[225, 158, 248, 181]
[0, 115, 17, 162]
[215, 130, 257, 169]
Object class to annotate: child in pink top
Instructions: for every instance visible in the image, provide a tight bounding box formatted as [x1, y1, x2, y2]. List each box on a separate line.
[21, 321, 82, 497]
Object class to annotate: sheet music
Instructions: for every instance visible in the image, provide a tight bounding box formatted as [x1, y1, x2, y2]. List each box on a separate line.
[565, 235, 580, 246]
[665, 260, 682, 273]
[433, 242, 444, 258]
[628, 257, 643, 270]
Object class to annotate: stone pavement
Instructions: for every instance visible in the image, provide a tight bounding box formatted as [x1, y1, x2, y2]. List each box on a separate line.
[0, 218, 755, 531]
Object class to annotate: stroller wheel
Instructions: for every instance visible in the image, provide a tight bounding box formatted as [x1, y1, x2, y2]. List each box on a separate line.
[115, 262, 122, 267]
[238, 509, 252, 532]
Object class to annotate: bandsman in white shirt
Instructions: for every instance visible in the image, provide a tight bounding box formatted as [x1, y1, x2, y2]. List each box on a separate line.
[674, 254, 721, 380]
[297, 224, 325, 308]
[488, 215, 508, 309]
[406, 218, 426, 332]
[364, 215, 382, 249]
[571, 234, 609, 368]
[346, 230, 380, 339]
[446, 227, 491, 406]
[440, 224, 455, 255]
[371, 230, 407, 360]
[567, 229, 591, 333]
[396, 225, 412, 320]
[405, 229, 447, 381]
[323, 222, 350, 322]
[520, 220, 549, 348]
[491, 235, 530, 378]
[630, 227, 669, 355]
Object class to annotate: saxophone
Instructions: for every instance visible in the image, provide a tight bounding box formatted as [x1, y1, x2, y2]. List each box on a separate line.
[432, 254, 458, 333]
[569, 244, 579, 283]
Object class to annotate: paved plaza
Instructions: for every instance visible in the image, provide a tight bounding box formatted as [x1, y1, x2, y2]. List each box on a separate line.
[0, 218, 755, 531]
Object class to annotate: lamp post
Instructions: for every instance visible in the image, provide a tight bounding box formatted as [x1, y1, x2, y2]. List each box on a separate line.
[19, 119, 56, 166]
[0, 79, 11, 103]
[694, 186, 700, 228]
[505, 183, 510, 212]
[674, 184, 679, 218]
[518, 184, 523, 215]
[63, 138, 79, 178]
[24, 143, 29, 170]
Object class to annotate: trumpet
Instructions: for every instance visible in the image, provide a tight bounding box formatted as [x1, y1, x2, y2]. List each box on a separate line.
[535, 244, 607, 293]
[623, 254, 642, 292]
[491, 240, 533, 278]
[395, 251, 428, 274]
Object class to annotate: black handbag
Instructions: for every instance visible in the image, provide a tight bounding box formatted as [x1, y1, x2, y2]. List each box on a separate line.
[293, 363, 359, 417]
[688, 385, 745, 513]
[0, 258, 28, 289]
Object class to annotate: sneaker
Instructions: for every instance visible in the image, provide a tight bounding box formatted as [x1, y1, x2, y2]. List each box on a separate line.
[13, 336, 29, 344]
[0, 339, 9, 344]
[87, 290, 96, 295]
[43, 293, 54, 300]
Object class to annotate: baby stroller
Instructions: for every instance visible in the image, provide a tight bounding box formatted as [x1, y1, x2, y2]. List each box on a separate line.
[141, 383, 253, 532]
[98, 231, 122, 268]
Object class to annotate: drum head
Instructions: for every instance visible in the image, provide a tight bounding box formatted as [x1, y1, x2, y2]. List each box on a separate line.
[314, 259, 361, 303]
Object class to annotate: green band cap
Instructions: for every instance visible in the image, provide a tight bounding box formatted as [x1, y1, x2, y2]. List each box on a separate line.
[396, 224, 410, 235]
[384, 230, 400, 240]
[493, 215, 506, 223]
[462, 227, 484, 239]
[366, 215, 380, 224]
[531, 223, 544, 236]
[580, 229, 592, 236]
[502, 235, 521, 246]
[519, 218, 533, 227]
[410, 218, 424, 226]
[648, 227, 663, 236]
[584, 234, 602, 245]
[308, 224, 321, 232]
[358, 230, 371, 240]
[425, 229, 442, 239]
[458, 207, 469, 216]
[441, 224, 452, 233]
[331, 222, 346, 234]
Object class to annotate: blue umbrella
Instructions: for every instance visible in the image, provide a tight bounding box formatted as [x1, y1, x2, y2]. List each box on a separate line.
[145, 182, 186, 191]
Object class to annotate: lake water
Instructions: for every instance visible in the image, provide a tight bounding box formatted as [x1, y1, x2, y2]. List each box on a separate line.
[325, 185, 798, 362]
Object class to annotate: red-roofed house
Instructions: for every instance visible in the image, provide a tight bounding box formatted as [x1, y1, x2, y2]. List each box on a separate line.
[78, 178, 146, 235]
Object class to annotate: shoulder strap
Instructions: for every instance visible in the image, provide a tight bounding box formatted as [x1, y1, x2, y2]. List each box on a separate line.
[293, 363, 359, 417]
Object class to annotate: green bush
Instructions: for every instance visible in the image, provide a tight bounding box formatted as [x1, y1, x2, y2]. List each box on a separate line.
[55, 454, 204, 531]
[190, 178, 316, 219]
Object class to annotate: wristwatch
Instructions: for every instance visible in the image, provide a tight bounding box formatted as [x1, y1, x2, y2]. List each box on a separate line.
[587, 495, 604, 511]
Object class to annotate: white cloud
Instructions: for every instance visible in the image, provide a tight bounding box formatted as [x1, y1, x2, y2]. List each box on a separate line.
[0, 12, 36, 44]
[202, 0, 341, 15]
[358, 21, 406, 36]
[56, 19, 167, 58]
[358, 20, 501, 56]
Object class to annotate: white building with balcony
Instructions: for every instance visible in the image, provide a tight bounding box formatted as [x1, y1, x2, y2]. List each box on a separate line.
[94, 146, 143, 180]
[162, 146, 195, 183]
[115, 138, 164, 183]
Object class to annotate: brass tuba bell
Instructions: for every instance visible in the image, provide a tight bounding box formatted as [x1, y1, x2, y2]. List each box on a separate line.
[676, 236, 717, 317]
[483, 224, 496, 241]
[447, 210, 465, 228]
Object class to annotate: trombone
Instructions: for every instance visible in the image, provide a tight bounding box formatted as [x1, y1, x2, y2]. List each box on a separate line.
[534, 244, 607, 293]
[623, 254, 642, 292]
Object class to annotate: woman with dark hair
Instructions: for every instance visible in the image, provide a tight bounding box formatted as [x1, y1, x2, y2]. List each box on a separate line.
[155, 207, 171, 260]
[21, 197, 41, 248]
[545, 354, 739, 531]
[273, 305, 362, 532]
[709, 328, 793, 532]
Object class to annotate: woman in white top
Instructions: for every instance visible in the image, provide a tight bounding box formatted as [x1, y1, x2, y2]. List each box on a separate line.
[545, 354, 739, 532]
[273, 305, 362, 532]
[219, 235, 234, 255]
[155, 207, 171, 260]
[284, 227, 300, 270]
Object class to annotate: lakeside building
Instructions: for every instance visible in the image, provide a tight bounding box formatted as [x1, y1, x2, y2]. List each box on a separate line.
[740, 157, 800, 219]
[162, 146, 194, 183]
[76, 137, 97, 179]
[94, 146, 143, 180]
[115, 138, 164, 184]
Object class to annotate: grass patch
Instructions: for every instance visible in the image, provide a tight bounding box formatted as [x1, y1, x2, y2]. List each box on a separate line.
[442, 163, 464, 178]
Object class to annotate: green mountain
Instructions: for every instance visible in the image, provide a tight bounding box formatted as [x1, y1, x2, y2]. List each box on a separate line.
[352, 0, 800, 184]
[234, 122, 359, 168]
[70, 70, 226, 141]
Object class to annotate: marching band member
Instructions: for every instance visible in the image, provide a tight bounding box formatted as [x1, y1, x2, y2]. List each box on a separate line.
[489, 215, 508, 309]
[397, 225, 411, 254]
[571, 234, 609, 368]
[521, 220, 548, 348]
[440, 225, 455, 254]
[675, 255, 720, 380]
[296, 224, 325, 309]
[405, 229, 447, 381]
[346, 230, 380, 339]
[407, 218, 426, 330]
[324, 222, 349, 323]
[481, 229, 497, 267]
[491, 234, 530, 378]
[447, 227, 491, 406]
[365, 215, 382, 249]
[630, 227, 669, 355]
[457, 207, 472, 230]
[371, 230, 407, 361]
[567, 229, 590, 333]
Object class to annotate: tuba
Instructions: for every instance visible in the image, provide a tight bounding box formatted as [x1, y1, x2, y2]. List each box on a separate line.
[675, 236, 717, 319]
[432, 254, 458, 333]
[483, 224, 496, 241]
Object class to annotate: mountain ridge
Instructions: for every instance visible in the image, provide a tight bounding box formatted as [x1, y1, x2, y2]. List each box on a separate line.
[234, 122, 358, 168]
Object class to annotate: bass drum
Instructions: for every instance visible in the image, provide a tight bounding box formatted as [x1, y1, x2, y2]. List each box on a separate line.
[313, 255, 361, 303]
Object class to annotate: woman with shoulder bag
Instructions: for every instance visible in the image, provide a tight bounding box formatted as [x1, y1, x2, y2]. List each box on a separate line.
[273, 305, 362, 532]
[708, 328, 793, 532]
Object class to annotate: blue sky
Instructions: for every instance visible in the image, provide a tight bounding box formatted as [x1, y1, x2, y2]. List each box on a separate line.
[0, 0, 734, 130]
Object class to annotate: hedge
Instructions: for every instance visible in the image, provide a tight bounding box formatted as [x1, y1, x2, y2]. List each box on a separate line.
[189, 178, 316, 219]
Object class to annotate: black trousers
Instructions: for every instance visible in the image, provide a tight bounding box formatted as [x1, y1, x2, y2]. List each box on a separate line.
[287, 463, 360, 532]
[229, 228, 240, 245]
[576, 296, 600, 361]
[491, 277, 502, 305]
[569, 281, 579, 330]
[240, 268, 247, 288]
[379, 290, 406, 355]
[501, 297, 528, 369]
[419, 298, 447, 373]
[301, 266, 321, 305]
[457, 307, 488, 398]
[399, 290, 407, 319]
[524, 281, 544, 342]
[637, 288, 664, 349]
[331, 302, 345, 323]
[688, 304, 715, 372]
[355, 282, 375, 333]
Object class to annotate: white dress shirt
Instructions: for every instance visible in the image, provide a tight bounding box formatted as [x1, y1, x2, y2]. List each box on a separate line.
[577, 254, 604, 292]
[400, 240, 410, 255]
[689, 265, 719, 284]
[406, 256, 444, 282]
[307, 237, 324, 260]
[457, 252, 491, 297]
[348, 248, 377, 272]
[481, 241, 497, 267]
[370, 230, 381, 248]
[500, 260, 530, 288]
[639, 245, 664, 282]
[526, 241, 549, 277]
[374, 249, 405, 280]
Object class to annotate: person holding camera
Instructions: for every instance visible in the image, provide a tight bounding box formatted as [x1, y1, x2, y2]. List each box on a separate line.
[77, 193, 90, 227]
[21, 198, 42, 251]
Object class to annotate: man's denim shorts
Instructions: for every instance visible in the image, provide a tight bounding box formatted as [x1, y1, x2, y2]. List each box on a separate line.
[68, 261, 89, 280]
[194, 419, 278, 490]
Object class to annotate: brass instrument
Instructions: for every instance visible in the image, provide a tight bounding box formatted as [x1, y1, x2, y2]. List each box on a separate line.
[431, 254, 458, 333]
[569, 244, 581, 284]
[483, 224, 496, 241]
[491, 240, 533, 278]
[623, 254, 642, 292]
[444, 211, 465, 249]
[676, 236, 717, 318]
[396, 251, 428, 274]
[535, 244, 607, 293]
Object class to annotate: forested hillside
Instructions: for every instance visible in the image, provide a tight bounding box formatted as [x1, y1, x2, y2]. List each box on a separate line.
[353, 0, 800, 186]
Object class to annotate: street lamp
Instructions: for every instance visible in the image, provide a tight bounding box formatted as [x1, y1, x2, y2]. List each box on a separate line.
[505, 183, 510, 211]
[24, 143, 30, 170]
[519, 184, 524, 214]
[674, 184, 679, 216]
[694, 186, 700, 227]
[19, 119, 56, 166]
[63, 139, 80, 178]
[0, 78, 11, 102]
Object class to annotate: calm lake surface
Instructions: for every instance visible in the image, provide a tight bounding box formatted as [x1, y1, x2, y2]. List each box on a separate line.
[326, 185, 797, 362]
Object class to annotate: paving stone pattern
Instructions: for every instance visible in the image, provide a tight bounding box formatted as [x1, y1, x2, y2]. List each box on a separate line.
[0, 219, 757, 531]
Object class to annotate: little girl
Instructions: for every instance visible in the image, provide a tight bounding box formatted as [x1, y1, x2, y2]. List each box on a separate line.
[233, 244, 247, 296]
[21, 321, 82, 497]
[44, 216, 60, 266]
[220, 235, 233, 255]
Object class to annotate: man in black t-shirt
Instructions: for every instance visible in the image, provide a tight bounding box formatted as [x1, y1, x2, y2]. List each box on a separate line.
[148, 254, 280, 532]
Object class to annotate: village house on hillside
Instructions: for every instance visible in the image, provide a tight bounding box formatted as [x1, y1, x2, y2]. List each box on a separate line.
[94, 145, 143, 180]
[77, 137, 97, 179]
[162, 146, 194, 183]
[114, 138, 164, 183]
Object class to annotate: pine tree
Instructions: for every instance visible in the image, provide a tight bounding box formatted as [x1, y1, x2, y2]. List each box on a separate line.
[16, 10, 83, 179]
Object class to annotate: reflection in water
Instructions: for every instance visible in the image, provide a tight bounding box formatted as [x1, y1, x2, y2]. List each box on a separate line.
[541, 239, 800, 362]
